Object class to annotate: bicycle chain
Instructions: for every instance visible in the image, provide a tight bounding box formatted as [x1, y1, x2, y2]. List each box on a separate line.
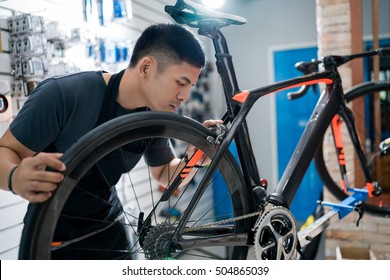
[184, 210, 263, 233]
[183, 203, 287, 233]
[185, 204, 285, 234]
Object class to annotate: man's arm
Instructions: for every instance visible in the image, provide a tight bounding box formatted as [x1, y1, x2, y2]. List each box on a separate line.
[0, 129, 66, 202]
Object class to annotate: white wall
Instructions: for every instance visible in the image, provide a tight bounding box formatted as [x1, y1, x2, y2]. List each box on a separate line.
[0, 124, 28, 259]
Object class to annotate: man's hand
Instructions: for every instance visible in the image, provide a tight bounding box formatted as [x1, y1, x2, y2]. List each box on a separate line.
[12, 153, 66, 203]
[202, 119, 224, 129]
[186, 119, 224, 167]
[151, 119, 224, 187]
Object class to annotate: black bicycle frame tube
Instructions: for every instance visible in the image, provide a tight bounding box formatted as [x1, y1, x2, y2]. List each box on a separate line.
[226, 71, 340, 206]
[273, 81, 343, 205]
[202, 28, 261, 190]
[172, 70, 336, 247]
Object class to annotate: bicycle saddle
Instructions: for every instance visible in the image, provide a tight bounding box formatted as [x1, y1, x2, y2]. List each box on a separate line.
[165, 0, 247, 29]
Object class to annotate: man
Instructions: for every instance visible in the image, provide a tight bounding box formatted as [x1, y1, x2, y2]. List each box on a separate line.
[0, 23, 221, 259]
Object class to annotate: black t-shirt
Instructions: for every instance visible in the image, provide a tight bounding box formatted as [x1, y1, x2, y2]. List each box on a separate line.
[11, 71, 175, 163]
[12, 71, 175, 241]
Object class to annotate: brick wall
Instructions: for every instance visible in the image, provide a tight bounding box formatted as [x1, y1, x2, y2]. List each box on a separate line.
[316, 0, 352, 87]
[316, 0, 390, 260]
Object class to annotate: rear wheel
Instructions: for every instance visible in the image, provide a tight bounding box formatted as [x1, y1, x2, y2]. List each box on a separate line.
[19, 112, 253, 259]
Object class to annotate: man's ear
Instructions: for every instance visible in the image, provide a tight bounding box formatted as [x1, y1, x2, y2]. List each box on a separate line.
[139, 57, 152, 77]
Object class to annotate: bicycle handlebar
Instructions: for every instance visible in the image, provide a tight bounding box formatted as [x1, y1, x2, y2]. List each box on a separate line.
[377, 47, 390, 56]
[288, 47, 390, 100]
[288, 60, 320, 100]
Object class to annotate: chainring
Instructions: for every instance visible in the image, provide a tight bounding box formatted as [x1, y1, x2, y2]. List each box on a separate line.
[253, 206, 298, 260]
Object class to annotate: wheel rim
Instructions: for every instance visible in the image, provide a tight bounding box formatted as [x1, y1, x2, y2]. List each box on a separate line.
[20, 113, 251, 259]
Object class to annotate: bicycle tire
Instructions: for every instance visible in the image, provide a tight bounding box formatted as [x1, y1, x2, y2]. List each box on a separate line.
[315, 80, 390, 217]
[19, 112, 253, 259]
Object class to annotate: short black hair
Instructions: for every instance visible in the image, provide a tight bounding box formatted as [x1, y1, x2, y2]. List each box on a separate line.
[129, 23, 206, 72]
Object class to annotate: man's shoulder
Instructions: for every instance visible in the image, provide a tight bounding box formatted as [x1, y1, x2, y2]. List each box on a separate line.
[51, 70, 103, 84]
[42, 71, 106, 97]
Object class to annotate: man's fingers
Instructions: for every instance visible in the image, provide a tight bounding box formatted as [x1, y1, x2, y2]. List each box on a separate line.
[203, 119, 223, 128]
[33, 153, 66, 172]
[19, 180, 58, 202]
[26, 180, 59, 192]
[24, 191, 53, 203]
[27, 168, 64, 183]
[13, 152, 66, 202]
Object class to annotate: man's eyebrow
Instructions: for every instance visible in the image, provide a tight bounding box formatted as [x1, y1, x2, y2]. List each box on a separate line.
[181, 76, 192, 85]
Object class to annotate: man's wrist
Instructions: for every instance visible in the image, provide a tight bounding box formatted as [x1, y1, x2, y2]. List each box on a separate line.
[8, 165, 19, 194]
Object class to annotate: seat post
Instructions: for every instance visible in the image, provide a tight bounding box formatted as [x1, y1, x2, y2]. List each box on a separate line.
[199, 28, 240, 118]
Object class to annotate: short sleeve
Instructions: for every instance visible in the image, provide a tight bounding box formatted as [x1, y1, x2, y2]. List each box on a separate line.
[10, 78, 64, 152]
[144, 138, 176, 167]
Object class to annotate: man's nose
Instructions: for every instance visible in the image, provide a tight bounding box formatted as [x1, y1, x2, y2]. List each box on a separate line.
[177, 88, 190, 103]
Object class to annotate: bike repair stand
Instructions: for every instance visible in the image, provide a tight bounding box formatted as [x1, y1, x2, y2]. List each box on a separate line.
[298, 187, 368, 249]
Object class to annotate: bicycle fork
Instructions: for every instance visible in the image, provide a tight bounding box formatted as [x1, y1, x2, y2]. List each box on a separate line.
[297, 105, 385, 249]
[332, 105, 382, 197]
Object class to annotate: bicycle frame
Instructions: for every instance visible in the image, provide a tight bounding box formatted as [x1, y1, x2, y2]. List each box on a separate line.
[202, 28, 262, 193]
[172, 37, 353, 249]
[164, 0, 377, 252]
[198, 27, 364, 206]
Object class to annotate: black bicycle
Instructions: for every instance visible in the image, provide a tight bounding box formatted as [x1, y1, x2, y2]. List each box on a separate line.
[19, 0, 390, 260]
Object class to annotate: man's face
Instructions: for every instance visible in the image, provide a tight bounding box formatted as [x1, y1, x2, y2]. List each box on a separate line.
[144, 62, 201, 112]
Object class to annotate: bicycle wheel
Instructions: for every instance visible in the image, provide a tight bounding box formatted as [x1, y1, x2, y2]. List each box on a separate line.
[315, 80, 390, 216]
[19, 112, 253, 259]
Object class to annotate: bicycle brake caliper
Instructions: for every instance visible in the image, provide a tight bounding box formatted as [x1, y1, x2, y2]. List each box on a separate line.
[207, 124, 227, 146]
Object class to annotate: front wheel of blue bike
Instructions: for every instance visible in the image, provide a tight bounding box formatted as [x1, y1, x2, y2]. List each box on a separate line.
[19, 112, 254, 259]
[315, 80, 390, 217]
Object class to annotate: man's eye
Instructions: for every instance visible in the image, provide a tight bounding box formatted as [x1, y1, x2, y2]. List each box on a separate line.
[177, 81, 185, 86]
